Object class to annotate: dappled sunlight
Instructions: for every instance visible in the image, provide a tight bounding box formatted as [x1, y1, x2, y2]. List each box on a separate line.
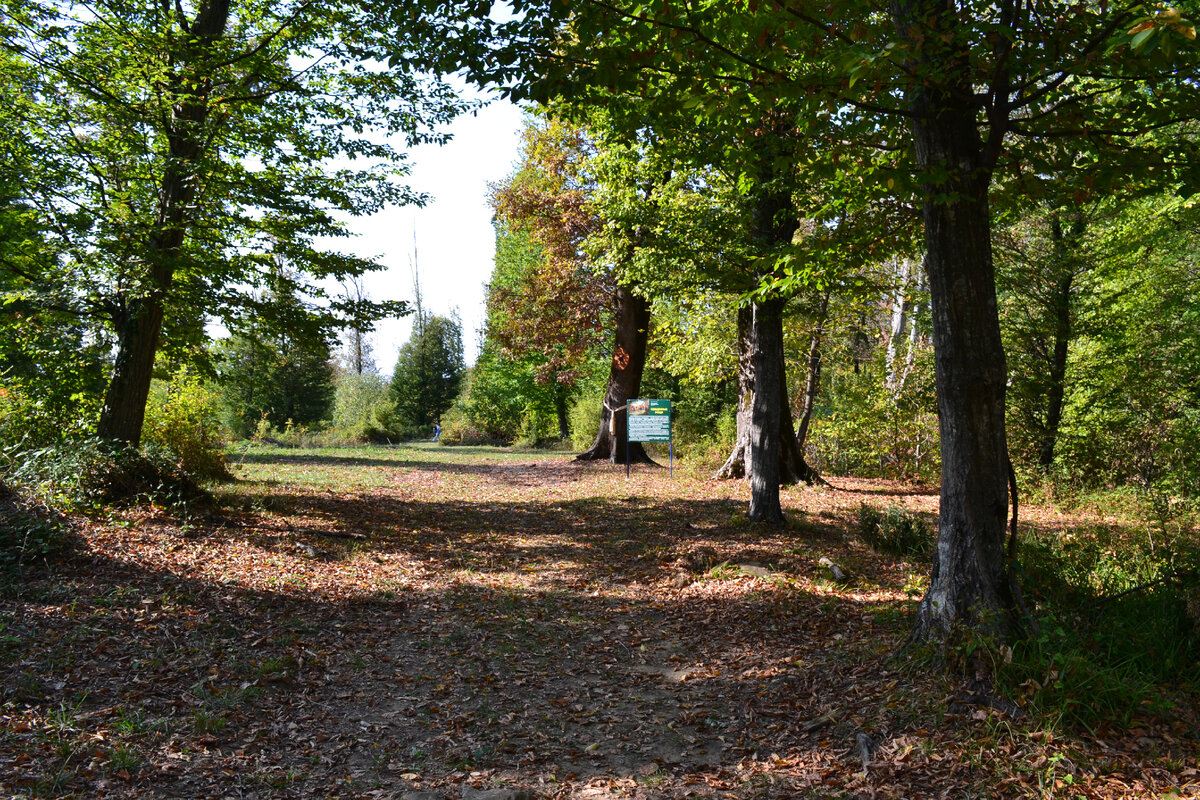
[2, 445, 1196, 799]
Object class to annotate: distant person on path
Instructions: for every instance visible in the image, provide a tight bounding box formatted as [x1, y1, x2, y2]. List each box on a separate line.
[433, 422, 441, 441]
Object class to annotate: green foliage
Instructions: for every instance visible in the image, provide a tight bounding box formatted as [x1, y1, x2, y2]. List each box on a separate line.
[808, 350, 939, 481]
[329, 372, 398, 443]
[1047, 195, 1200, 496]
[216, 302, 336, 439]
[993, 528, 1200, 731]
[857, 504, 933, 557]
[6, 438, 203, 510]
[0, 383, 91, 454]
[142, 369, 230, 481]
[391, 313, 465, 428]
[2, 0, 459, 443]
[998, 192, 1200, 499]
[0, 480, 72, 577]
[459, 347, 552, 444]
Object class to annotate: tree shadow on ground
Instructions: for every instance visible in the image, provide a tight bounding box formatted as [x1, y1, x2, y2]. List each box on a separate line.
[1, 521, 944, 800]
[3, 460, 1196, 800]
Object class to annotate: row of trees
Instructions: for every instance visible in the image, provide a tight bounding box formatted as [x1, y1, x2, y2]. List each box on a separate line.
[0, 0, 477, 446]
[435, 1, 1200, 649]
[5, 0, 1198, 659]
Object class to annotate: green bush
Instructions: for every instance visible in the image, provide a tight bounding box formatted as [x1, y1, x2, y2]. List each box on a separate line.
[992, 529, 1200, 731]
[329, 372, 399, 442]
[143, 369, 231, 481]
[569, 389, 604, 452]
[440, 404, 496, 445]
[7, 437, 204, 509]
[857, 504, 933, 557]
[0, 382, 97, 452]
[808, 349, 940, 481]
[0, 480, 73, 576]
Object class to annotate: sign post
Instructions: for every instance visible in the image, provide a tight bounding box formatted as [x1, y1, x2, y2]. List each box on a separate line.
[626, 399, 673, 478]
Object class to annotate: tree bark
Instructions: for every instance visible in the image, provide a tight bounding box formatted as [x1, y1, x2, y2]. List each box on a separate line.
[713, 131, 822, 497]
[795, 290, 830, 463]
[715, 301, 823, 489]
[747, 297, 786, 522]
[714, 305, 755, 479]
[96, 0, 232, 445]
[1037, 216, 1075, 469]
[894, 0, 1026, 645]
[576, 283, 653, 464]
[554, 387, 570, 441]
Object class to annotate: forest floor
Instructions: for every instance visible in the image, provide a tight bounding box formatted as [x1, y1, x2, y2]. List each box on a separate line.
[1, 443, 1198, 799]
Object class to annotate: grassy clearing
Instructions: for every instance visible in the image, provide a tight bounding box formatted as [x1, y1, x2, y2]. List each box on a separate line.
[0, 443, 1196, 799]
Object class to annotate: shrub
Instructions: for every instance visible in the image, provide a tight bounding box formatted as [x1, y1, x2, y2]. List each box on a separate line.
[8, 437, 204, 509]
[439, 404, 495, 445]
[0, 480, 73, 576]
[569, 390, 603, 452]
[989, 528, 1200, 731]
[857, 504, 933, 557]
[0, 383, 96, 452]
[329, 372, 398, 442]
[143, 369, 231, 481]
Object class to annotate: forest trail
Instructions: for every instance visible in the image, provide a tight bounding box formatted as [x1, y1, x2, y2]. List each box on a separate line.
[1, 447, 1196, 798]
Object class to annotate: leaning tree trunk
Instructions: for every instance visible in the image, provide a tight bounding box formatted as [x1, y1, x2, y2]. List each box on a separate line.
[96, 0, 232, 446]
[895, 0, 1026, 646]
[576, 284, 653, 464]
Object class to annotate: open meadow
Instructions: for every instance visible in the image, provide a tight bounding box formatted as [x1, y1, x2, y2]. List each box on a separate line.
[2, 444, 1198, 799]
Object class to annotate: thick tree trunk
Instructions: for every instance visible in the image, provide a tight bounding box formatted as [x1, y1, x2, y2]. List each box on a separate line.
[576, 284, 653, 464]
[713, 134, 821, 498]
[715, 302, 822, 488]
[96, 0, 231, 445]
[747, 297, 786, 522]
[715, 305, 755, 479]
[895, 0, 1026, 645]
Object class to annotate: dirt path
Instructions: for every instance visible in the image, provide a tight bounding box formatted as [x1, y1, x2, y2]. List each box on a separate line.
[2, 452, 1196, 798]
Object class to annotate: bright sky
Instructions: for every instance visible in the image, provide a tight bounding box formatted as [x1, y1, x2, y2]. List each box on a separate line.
[345, 93, 527, 373]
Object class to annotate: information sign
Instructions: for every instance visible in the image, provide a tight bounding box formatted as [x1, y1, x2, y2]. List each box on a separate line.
[627, 399, 671, 442]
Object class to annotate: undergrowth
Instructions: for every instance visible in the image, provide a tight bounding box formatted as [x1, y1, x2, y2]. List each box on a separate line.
[3, 437, 205, 510]
[994, 526, 1200, 732]
[857, 504, 934, 557]
[0, 481, 73, 577]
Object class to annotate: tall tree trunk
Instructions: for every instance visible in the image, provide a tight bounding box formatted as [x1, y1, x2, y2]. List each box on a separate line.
[713, 130, 821, 498]
[1038, 217, 1075, 469]
[554, 386, 570, 441]
[795, 290, 830, 462]
[715, 305, 754, 479]
[715, 300, 823, 487]
[885, 257, 914, 392]
[748, 297, 786, 523]
[576, 284, 653, 464]
[96, 0, 231, 445]
[894, 0, 1026, 646]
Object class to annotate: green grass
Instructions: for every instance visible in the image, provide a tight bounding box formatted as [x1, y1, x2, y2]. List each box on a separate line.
[224, 442, 574, 492]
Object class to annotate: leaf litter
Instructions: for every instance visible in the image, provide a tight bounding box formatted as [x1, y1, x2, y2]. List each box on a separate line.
[1, 445, 1197, 798]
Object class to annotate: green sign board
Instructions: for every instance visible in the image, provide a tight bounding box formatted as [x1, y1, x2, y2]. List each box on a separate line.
[627, 399, 671, 442]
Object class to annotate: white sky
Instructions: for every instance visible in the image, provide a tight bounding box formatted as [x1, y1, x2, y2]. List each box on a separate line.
[342, 94, 526, 373]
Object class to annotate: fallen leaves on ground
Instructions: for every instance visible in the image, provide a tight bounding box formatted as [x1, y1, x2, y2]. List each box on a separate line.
[1, 445, 1197, 799]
